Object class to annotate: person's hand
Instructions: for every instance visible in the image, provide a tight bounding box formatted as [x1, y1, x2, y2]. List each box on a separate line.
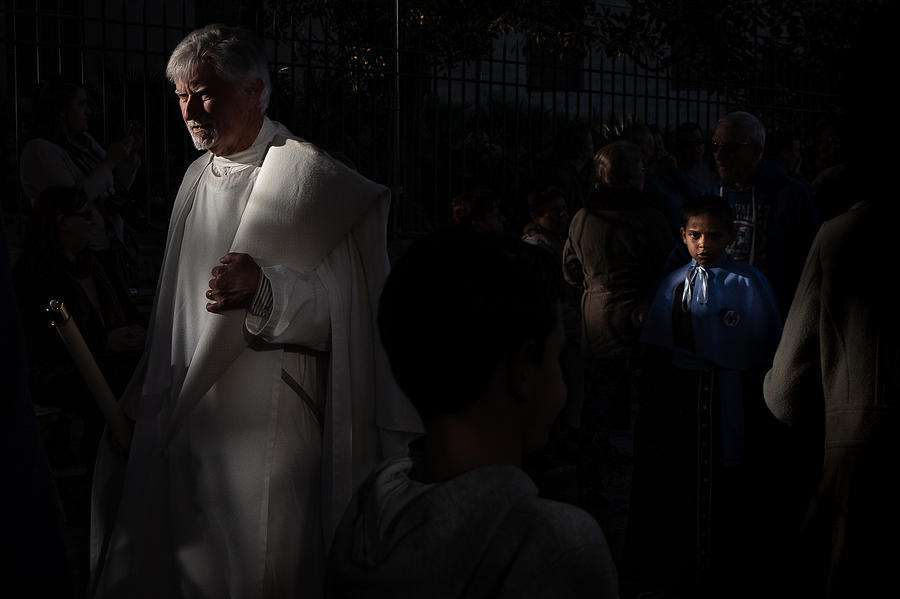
[104, 136, 134, 167]
[206, 252, 261, 313]
[106, 324, 146, 352]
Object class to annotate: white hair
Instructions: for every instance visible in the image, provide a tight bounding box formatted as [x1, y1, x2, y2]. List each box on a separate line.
[166, 24, 271, 112]
[718, 111, 766, 148]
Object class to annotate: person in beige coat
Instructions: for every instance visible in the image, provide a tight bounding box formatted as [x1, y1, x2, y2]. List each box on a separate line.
[563, 141, 672, 512]
[764, 198, 899, 598]
[563, 142, 672, 365]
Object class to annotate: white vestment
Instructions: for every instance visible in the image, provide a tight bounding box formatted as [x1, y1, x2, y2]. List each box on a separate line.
[91, 118, 421, 598]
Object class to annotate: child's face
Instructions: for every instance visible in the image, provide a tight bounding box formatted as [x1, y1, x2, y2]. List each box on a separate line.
[681, 214, 734, 266]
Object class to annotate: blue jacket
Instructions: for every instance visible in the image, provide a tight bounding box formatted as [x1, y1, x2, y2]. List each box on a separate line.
[643, 254, 782, 371]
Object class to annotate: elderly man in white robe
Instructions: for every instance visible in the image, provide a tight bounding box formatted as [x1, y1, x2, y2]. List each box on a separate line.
[90, 24, 421, 598]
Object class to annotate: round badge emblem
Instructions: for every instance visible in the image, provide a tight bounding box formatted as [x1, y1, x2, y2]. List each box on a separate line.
[719, 309, 741, 328]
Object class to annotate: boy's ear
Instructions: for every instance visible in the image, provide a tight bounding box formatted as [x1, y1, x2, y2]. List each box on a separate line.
[506, 340, 537, 404]
[679, 226, 687, 245]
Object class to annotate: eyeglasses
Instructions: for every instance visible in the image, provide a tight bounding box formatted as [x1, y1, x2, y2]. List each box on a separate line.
[711, 140, 751, 154]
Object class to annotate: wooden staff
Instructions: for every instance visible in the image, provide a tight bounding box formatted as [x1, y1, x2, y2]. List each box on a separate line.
[46, 299, 131, 451]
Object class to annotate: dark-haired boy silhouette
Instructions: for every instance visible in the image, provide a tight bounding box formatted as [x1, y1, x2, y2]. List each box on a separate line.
[327, 232, 618, 598]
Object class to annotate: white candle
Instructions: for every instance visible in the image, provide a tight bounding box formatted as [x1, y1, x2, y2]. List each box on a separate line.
[47, 300, 132, 451]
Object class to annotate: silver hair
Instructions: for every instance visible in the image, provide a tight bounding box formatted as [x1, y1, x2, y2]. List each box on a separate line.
[166, 24, 271, 112]
[717, 111, 766, 148]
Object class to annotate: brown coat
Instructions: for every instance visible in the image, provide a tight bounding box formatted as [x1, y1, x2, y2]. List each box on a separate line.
[563, 187, 672, 360]
[764, 200, 899, 598]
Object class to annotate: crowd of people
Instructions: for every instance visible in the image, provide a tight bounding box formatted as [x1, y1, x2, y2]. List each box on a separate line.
[451, 104, 891, 598]
[2, 18, 895, 599]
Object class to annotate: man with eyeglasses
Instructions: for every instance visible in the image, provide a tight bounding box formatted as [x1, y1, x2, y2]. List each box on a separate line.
[710, 111, 819, 315]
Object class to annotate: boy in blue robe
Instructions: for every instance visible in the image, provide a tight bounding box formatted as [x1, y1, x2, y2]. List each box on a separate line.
[623, 195, 788, 598]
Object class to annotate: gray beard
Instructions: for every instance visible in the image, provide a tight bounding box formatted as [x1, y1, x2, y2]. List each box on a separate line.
[186, 121, 218, 150]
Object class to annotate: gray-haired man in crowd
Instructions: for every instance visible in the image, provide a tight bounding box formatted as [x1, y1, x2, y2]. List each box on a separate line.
[709, 111, 819, 313]
[91, 24, 420, 598]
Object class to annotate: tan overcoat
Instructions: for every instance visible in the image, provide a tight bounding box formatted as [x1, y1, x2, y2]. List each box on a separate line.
[764, 200, 899, 597]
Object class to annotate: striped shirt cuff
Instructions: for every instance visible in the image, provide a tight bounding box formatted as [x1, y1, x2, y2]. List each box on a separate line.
[248, 272, 273, 319]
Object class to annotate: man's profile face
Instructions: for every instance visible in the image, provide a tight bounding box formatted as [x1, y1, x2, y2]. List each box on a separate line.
[60, 87, 91, 136]
[175, 63, 260, 156]
[676, 128, 705, 167]
[713, 121, 762, 189]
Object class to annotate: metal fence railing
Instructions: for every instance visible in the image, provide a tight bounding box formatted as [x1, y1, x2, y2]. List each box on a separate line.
[2, 1, 841, 238]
